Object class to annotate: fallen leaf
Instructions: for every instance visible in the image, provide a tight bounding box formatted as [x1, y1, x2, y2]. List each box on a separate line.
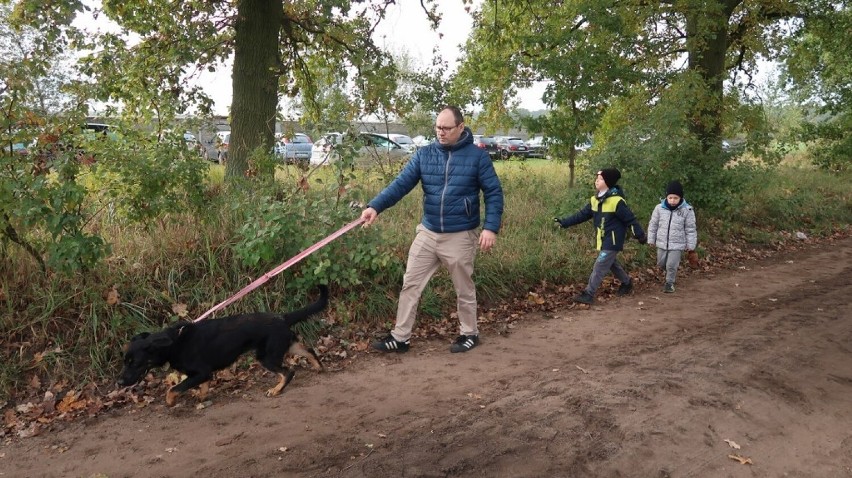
[17, 422, 40, 438]
[575, 365, 589, 374]
[724, 439, 741, 449]
[4, 409, 19, 428]
[728, 454, 753, 465]
[165, 372, 184, 387]
[105, 286, 120, 305]
[56, 392, 87, 414]
[278, 446, 289, 452]
[172, 303, 188, 318]
[527, 292, 545, 305]
[297, 176, 309, 192]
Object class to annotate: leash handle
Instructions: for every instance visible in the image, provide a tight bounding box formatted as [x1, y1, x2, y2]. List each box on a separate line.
[193, 217, 365, 322]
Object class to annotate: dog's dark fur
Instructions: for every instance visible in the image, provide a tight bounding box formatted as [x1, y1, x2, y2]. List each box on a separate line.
[118, 285, 328, 406]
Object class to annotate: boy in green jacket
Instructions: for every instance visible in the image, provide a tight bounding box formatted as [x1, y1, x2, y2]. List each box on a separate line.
[555, 168, 647, 305]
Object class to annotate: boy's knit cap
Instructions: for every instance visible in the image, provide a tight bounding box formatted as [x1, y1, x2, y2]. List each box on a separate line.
[666, 180, 684, 198]
[599, 168, 621, 188]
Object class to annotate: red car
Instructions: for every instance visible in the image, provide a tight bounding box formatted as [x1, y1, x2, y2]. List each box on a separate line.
[496, 136, 529, 160]
[473, 134, 499, 160]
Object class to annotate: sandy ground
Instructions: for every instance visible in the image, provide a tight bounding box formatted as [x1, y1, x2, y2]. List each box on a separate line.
[2, 237, 851, 478]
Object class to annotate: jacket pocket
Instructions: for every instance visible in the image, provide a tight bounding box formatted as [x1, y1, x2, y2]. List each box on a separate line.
[464, 197, 473, 217]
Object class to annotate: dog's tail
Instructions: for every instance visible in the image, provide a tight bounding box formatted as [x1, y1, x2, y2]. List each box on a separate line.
[283, 285, 329, 327]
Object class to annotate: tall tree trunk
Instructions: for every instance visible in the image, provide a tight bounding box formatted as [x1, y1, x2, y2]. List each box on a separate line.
[228, 0, 282, 178]
[685, 2, 739, 154]
[567, 146, 577, 188]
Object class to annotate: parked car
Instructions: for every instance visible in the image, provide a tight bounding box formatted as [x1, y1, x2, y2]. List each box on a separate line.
[275, 132, 313, 163]
[310, 132, 408, 167]
[3, 137, 31, 155]
[377, 133, 417, 153]
[473, 134, 499, 159]
[411, 135, 434, 148]
[576, 141, 592, 152]
[526, 136, 548, 158]
[28, 122, 118, 164]
[181, 132, 209, 159]
[495, 136, 529, 160]
[214, 131, 230, 164]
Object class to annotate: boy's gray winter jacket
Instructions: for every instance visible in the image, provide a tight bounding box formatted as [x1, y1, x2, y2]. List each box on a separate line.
[647, 199, 698, 251]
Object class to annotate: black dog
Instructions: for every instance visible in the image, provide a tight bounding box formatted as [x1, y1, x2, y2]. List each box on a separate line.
[118, 285, 328, 406]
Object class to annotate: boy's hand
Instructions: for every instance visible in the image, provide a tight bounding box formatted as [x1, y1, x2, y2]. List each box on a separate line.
[637, 235, 647, 244]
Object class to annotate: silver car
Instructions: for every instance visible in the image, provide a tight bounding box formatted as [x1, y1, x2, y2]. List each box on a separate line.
[310, 132, 408, 167]
[275, 132, 313, 163]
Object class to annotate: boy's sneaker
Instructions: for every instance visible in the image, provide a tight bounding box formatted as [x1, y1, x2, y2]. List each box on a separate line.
[450, 335, 479, 353]
[663, 282, 675, 293]
[371, 335, 410, 353]
[617, 281, 633, 296]
[573, 291, 595, 305]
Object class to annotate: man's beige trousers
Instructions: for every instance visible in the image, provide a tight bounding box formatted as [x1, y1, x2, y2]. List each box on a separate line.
[391, 224, 479, 341]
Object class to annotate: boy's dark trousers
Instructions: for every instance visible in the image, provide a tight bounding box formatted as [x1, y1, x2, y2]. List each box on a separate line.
[585, 250, 631, 296]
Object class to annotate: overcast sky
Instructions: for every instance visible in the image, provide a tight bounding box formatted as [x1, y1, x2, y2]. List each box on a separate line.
[196, 0, 548, 116]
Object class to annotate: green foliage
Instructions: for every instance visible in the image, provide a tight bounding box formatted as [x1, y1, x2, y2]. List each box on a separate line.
[84, 127, 210, 223]
[799, 113, 852, 173]
[455, 0, 845, 185]
[782, 3, 852, 172]
[590, 78, 765, 213]
[1, 159, 850, 401]
[233, 191, 398, 292]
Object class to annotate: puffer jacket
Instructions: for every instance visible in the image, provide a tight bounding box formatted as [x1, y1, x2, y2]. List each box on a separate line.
[557, 187, 646, 251]
[647, 199, 698, 251]
[368, 127, 504, 233]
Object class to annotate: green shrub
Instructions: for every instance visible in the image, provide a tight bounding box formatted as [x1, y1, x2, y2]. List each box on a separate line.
[0, 156, 849, 402]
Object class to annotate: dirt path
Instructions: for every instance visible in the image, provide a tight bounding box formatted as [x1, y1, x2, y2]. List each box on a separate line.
[3, 237, 851, 478]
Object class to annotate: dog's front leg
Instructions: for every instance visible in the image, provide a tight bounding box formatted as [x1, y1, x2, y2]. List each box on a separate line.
[266, 369, 296, 397]
[166, 373, 211, 406]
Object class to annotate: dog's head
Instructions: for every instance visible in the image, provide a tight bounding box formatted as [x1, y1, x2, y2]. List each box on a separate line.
[117, 327, 181, 387]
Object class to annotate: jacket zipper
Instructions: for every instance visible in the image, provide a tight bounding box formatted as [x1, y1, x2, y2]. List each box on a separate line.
[439, 151, 452, 232]
[665, 207, 674, 250]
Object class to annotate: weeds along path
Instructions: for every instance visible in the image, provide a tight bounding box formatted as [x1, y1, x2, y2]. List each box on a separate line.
[2, 236, 851, 477]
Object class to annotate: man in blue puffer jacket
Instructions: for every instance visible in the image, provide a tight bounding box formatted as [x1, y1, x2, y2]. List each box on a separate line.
[360, 105, 504, 354]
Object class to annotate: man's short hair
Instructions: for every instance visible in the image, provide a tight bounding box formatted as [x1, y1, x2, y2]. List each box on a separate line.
[440, 105, 465, 126]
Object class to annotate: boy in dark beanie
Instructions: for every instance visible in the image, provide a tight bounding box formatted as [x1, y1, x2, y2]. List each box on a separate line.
[555, 168, 647, 305]
[647, 180, 698, 293]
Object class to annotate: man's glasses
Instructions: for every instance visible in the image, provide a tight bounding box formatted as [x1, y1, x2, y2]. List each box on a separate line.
[435, 124, 459, 133]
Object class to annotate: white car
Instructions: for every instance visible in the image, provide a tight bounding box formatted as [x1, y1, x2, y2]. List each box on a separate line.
[411, 135, 434, 148]
[526, 136, 547, 158]
[376, 133, 417, 153]
[214, 131, 230, 163]
[310, 132, 409, 167]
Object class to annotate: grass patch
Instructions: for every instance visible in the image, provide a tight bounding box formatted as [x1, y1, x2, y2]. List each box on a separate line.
[0, 159, 849, 401]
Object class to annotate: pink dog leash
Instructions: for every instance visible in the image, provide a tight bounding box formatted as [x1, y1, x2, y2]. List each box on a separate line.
[193, 217, 365, 322]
